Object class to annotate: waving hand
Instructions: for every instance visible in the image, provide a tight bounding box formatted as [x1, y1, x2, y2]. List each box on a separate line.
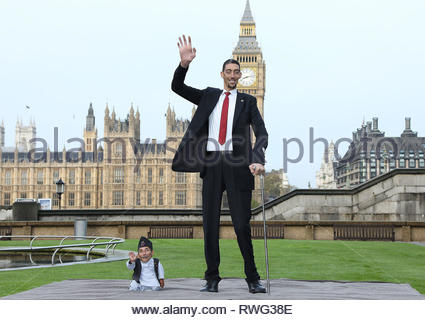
[178, 35, 196, 68]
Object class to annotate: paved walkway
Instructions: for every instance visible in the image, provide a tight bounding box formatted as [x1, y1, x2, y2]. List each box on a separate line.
[411, 242, 425, 247]
[2, 278, 424, 300]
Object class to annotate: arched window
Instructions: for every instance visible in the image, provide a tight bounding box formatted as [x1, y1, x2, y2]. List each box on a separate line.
[5, 170, 12, 185]
[21, 170, 28, 185]
[85, 170, 91, 185]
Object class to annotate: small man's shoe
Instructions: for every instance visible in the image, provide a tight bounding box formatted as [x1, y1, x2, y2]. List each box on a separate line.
[200, 279, 219, 292]
[247, 280, 266, 294]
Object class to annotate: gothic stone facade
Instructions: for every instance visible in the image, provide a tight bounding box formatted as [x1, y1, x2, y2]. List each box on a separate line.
[0, 104, 202, 209]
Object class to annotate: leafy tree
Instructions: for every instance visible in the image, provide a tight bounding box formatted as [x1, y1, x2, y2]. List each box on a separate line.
[263, 169, 293, 201]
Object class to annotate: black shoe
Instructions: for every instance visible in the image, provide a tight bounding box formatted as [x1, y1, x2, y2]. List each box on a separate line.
[247, 280, 266, 293]
[200, 279, 219, 292]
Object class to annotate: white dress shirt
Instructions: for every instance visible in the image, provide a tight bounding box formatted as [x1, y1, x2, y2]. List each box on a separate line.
[207, 88, 237, 151]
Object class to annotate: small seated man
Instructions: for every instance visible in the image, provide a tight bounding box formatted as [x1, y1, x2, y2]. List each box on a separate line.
[127, 236, 165, 291]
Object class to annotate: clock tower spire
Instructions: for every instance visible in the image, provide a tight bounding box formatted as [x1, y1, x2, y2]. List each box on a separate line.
[233, 0, 266, 204]
[233, 0, 265, 118]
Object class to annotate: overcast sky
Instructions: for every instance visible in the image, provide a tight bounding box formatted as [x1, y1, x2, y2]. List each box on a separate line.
[1, 0, 424, 188]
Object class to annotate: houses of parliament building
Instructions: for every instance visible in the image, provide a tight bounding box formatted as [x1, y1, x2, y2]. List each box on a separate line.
[0, 1, 267, 210]
[0, 104, 202, 209]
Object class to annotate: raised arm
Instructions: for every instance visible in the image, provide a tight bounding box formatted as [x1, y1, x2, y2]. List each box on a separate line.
[127, 251, 137, 270]
[171, 35, 203, 105]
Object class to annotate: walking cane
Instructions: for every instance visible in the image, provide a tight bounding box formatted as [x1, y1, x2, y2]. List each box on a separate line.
[260, 173, 271, 295]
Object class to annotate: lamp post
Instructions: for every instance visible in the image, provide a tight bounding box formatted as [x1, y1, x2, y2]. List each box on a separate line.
[55, 178, 65, 210]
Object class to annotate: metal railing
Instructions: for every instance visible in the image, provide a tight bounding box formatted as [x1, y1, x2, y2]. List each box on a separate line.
[0, 235, 125, 265]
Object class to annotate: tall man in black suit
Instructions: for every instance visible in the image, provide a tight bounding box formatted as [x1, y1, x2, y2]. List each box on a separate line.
[171, 35, 268, 293]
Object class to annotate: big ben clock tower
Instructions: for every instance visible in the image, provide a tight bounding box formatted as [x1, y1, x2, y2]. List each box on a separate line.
[233, 0, 266, 205]
[233, 0, 265, 118]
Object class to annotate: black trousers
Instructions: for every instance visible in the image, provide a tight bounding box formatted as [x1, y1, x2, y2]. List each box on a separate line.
[202, 152, 260, 282]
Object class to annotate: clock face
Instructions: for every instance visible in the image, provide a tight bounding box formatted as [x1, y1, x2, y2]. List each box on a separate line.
[239, 68, 256, 87]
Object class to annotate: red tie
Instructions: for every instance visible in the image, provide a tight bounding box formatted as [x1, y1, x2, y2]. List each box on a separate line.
[218, 92, 231, 145]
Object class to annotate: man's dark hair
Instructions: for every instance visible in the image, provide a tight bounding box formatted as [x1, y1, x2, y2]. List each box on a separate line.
[222, 59, 240, 71]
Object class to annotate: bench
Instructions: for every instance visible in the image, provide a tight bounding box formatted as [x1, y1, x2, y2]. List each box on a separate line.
[334, 224, 395, 241]
[148, 226, 194, 239]
[0, 227, 12, 240]
[251, 224, 284, 239]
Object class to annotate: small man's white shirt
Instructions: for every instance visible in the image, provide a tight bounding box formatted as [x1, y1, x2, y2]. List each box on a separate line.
[127, 258, 164, 287]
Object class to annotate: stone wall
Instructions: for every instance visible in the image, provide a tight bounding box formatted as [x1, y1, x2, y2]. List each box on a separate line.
[36, 169, 425, 223]
[251, 169, 425, 222]
[1, 220, 425, 241]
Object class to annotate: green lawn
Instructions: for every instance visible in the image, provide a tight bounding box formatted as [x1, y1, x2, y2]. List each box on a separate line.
[0, 239, 424, 297]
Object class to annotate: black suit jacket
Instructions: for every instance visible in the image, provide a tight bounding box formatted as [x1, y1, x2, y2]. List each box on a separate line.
[170, 64, 268, 190]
